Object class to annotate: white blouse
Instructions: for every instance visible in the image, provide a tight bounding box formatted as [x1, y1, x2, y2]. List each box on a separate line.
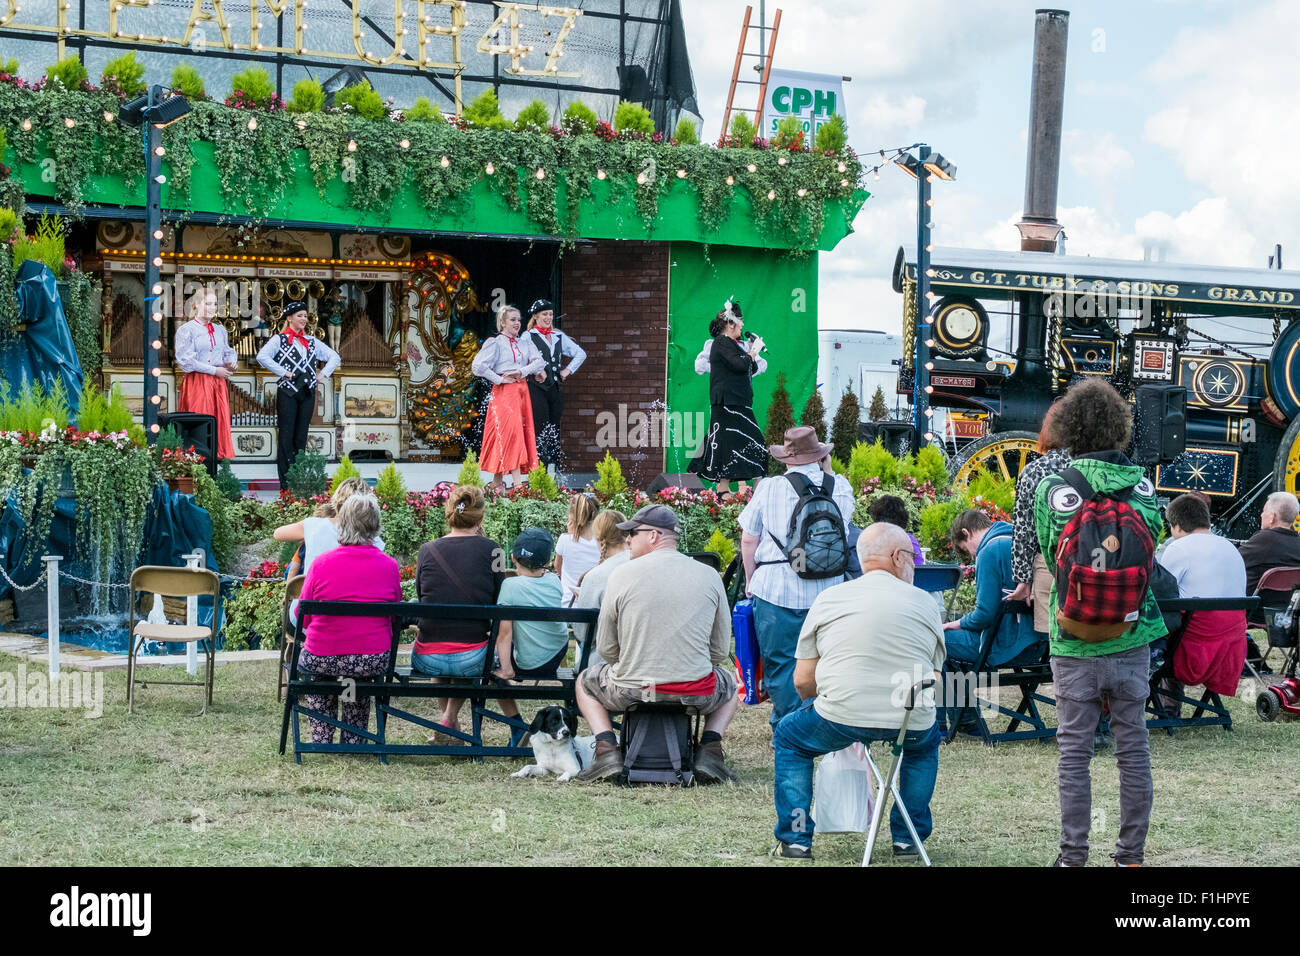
[175, 319, 238, 375]
[695, 338, 767, 376]
[471, 333, 545, 385]
[255, 334, 342, 381]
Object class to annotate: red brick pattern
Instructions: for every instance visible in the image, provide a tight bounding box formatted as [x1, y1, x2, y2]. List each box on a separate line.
[559, 241, 669, 485]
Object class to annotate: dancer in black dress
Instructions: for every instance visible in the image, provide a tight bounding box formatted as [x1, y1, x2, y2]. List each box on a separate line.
[688, 299, 769, 496]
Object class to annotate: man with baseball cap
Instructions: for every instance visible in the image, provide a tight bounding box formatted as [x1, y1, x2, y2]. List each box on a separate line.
[574, 505, 739, 783]
[740, 426, 855, 738]
[256, 300, 341, 490]
[525, 298, 586, 469]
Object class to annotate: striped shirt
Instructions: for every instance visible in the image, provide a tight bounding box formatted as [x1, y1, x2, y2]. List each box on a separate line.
[739, 463, 856, 610]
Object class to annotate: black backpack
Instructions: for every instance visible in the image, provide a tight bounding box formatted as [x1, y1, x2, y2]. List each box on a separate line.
[620, 707, 695, 787]
[757, 473, 850, 580]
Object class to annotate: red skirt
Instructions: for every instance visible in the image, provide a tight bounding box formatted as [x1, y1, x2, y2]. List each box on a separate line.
[479, 381, 538, 474]
[178, 371, 234, 461]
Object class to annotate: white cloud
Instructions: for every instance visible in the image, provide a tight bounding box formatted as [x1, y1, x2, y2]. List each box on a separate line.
[1063, 130, 1135, 182]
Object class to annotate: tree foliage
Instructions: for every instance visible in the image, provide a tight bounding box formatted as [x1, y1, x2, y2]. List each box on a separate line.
[830, 387, 861, 466]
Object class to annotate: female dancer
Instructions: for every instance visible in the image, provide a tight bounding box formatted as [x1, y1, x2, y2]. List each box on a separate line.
[688, 298, 769, 496]
[174, 286, 238, 461]
[471, 305, 545, 490]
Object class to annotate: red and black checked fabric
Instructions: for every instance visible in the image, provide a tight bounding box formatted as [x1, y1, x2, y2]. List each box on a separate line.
[1055, 497, 1154, 628]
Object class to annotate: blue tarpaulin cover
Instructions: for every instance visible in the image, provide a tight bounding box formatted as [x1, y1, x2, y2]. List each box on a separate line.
[0, 260, 84, 415]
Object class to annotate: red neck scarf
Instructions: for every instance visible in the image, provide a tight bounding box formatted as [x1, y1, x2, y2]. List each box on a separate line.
[197, 319, 216, 348]
[285, 330, 309, 349]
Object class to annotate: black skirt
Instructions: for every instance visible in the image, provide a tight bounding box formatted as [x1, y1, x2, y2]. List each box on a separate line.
[689, 403, 769, 482]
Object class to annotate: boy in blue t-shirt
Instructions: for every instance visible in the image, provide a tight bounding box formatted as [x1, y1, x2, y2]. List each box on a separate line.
[494, 527, 570, 682]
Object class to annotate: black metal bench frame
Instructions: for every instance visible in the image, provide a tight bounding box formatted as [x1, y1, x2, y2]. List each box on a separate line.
[279, 600, 599, 762]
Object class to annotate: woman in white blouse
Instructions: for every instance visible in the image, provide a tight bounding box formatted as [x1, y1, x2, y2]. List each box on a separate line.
[175, 287, 239, 461]
[471, 305, 545, 491]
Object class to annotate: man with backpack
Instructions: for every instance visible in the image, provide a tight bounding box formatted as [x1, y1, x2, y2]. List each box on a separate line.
[1034, 378, 1167, 867]
[740, 427, 855, 737]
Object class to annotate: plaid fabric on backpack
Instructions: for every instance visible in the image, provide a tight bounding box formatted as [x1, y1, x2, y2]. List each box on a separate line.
[1053, 467, 1155, 643]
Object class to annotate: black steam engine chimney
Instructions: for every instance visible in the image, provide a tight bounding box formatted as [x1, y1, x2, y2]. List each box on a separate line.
[1000, 8, 1070, 432]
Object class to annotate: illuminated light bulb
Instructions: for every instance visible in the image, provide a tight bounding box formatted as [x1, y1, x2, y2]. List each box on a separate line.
[841, 179, 849, 187]
[400, 139, 410, 149]
[153, 230, 164, 240]
[924, 431, 935, 442]
[151, 339, 162, 350]
[347, 140, 357, 151]
[777, 156, 787, 166]
[150, 424, 160, 434]
[766, 189, 776, 200]
[925, 245, 934, 253]
[924, 385, 934, 395]
[154, 145, 166, 157]
[926, 269, 936, 278]
[923, 315, 935, 325]
[152, 312, 163, 323]
[255, 43, 263, 50]
[924, 408, 934, 418]
[925, 361, 934, 371]
[152, 256, 162, 266]
[151, 368, 161, 378]
[150, 395, 161, 405]
[746, 163, 756, 173]
[151, 284, 163, 295]
[676, 168, 686, 178]
[873, 170, 880, 181]
[64, 117, 76, 128]
[247, 118, 258, 130]
[440, 155, 450, 167]
[485, 161, 495, 174]
[595, 168, 605, 180]
[103, 110, 115, 122]
[725, 175, 734, 186]
[925, 339, 936, 348]
[927, 174, 937, 184]
[21, 119, 31, 131]
[536, 168, 546, 179]
[636, 172, 647, 185]
[797, 188, 807, 197]
[837, 162, 847, 173]
[925, 198, 934, 207]
[154, 174, 166, 184]
[296, 120, 306, 130]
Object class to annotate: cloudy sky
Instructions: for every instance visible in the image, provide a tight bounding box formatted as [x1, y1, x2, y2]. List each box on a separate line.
[683, 0, 1300, 333]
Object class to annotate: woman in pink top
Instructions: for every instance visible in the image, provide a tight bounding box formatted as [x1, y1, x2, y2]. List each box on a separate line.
[297, 493, 402, 745]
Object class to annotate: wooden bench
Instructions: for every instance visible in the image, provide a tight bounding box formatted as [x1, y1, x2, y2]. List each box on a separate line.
[279, 600, 599, 763]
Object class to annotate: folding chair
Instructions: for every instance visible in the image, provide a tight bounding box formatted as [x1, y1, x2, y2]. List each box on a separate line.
[276, 574, 306, 701]
[862, 678, 935, 867]
[127, 565, 221, 715]
[1248, 567, 1300, 678]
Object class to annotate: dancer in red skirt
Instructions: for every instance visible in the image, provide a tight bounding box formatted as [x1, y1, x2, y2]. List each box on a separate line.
[471, 305, 545, 490]
[175, 287, 238, 461]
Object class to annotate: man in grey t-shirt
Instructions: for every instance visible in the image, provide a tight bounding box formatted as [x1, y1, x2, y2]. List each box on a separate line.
[771, 523, 945, 861]
[575, 505, 739, 784]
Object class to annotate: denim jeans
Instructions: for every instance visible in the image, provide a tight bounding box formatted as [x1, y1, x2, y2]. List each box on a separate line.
[773, 698, 940, 849]
[753, 598, 810, 728]
[1051, 646, 1153, 866]
[411, 645, 487, 678]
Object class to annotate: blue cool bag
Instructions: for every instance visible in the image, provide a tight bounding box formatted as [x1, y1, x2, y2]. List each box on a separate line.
[733, 599, 768, 705]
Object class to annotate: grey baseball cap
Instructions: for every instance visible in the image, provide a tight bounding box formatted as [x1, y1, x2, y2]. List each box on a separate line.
[616, 504, 678, 534]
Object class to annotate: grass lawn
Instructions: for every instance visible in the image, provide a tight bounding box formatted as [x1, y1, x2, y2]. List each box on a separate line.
[0, 652, 1295, 866]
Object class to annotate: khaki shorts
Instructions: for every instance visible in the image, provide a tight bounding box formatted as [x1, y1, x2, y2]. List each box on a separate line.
[579, 661, 737, 715]
[1032, 553, 1054, 634]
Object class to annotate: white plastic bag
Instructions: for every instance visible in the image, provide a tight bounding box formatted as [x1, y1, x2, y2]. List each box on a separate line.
[812, 743, 877, 834]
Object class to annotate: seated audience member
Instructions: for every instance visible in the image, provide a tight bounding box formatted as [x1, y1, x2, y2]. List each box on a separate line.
[1007, 401, 1070, 633]
[1157, 493, 1248, 707]
[413, 485, 505, 739]
[571, 510, 630, 669]
[555, 493, 601, 607]
[1239, 492, 1300, 595]
[942, 510, 1041, 667]
[296, 494, 403, 745]
[276, 477, 381, 624]
[866, 495, 924, 564]
[575, 505, 739, 784]
[771, 523, 944, 860]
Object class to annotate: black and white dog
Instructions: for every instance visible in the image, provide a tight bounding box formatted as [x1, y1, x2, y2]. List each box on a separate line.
[511, 706, 596, 783]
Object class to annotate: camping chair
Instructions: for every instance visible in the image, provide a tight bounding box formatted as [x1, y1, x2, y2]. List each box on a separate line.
[127, 565, 222, 715]
[277, 574, 306, 701]
[1249, 567, 1300, 678]
[862, 678, 935, 867]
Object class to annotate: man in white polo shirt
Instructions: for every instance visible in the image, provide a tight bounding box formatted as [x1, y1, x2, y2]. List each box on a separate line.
[771, 522, 945, 860]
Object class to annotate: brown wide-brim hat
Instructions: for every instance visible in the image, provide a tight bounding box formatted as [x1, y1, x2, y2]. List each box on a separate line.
[769, 426, 834, 467]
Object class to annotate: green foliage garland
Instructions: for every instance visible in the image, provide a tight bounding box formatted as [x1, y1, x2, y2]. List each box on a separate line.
[62, 271, 102, 377]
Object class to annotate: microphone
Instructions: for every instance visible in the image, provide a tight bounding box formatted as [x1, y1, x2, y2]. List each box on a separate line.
[745, 331, 767, 353]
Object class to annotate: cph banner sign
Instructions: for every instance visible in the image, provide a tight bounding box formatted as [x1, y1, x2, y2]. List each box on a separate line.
[762, 69, 847, 141]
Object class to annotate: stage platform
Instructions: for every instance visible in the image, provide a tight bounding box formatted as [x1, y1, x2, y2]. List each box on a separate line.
[229, 462, 597, 499]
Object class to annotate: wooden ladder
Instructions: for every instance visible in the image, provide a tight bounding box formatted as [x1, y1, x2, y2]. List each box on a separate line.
[719, 5, 782, 145]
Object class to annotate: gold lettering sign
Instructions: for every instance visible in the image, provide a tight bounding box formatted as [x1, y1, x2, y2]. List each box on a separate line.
[353, 0, 406, 66]
[184, 0, 232, 50]
[110, 0, 164, 44]
[250, 0, 304, 55]
[477, 2, 582, 78]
